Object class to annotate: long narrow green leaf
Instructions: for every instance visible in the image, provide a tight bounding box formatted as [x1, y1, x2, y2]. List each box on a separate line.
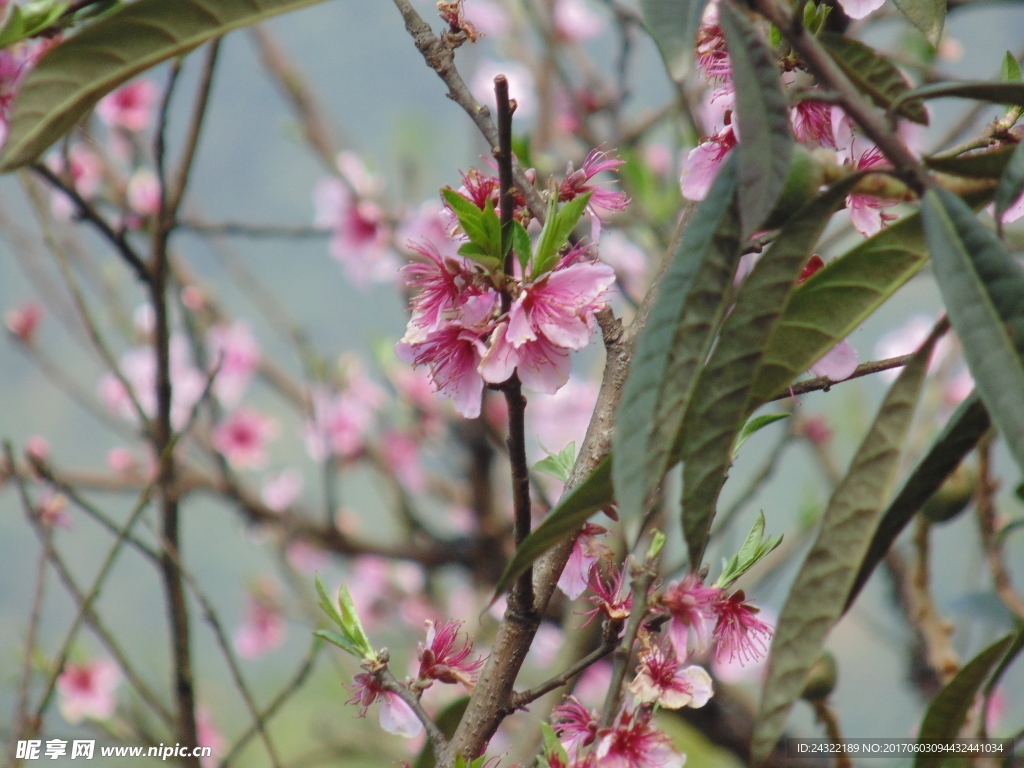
[922, 187, 1024, 475]
[1, 0, 333, 171]
[914, 635, 1014, 768]
[719, 0, 794, 238]
[679, 181, 853, 568]
[890, 81, 1024, 120]
[612, 161, 740, 525]
[925, 145, 1017, 179]
[891, 0, 945, 47]
[845, 392, 990, 611]
[753, 330, 938, 764]
[995, 139, 1024, 222]
[819, 33, 928, 125]
[751, 213, 928, 403]
[638, 0, 710, 83]
[491, 454, 613, 599]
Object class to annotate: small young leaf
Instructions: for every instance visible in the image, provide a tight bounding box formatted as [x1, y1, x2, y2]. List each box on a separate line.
[441, 189, 493, 255]
[733, 413, 790, 456]
[457, 242, 501, 270]
[540, 723, 569, 764]
[534, 442, 576, 483]
[313, 628, 362, 657]
[714, 510, 783, 589]
[0, 7, 27, 48]
[1003, 51, 1022, 83]
[481, 197, 503, 260]
[511, 218, 533, 273]
[533, 191, 592, 276]
[492, 454, 613, 599]
[315, 573, 345, 629]
[337, 583, 374, 657]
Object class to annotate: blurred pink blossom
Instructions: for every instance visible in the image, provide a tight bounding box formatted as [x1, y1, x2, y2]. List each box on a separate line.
[127, 168, 161, 216]
[554, 0, 605, 42]
[207, 321, 260, 407]
[57, 657, 121, 724]
[304, 378, 382, 460]
[234, 582, 286, 659]
[261, 467, 304, 511]
[472, 59, 536, 119]
[196, 707, 225, 768]
[810, 339, 859, 381]
[97, 79, 158, 132]
[213, 408, 279, 470]
[4, 301, 42, 343]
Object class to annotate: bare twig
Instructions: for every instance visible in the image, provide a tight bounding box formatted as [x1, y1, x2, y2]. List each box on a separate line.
[975, 435, 1024, 621]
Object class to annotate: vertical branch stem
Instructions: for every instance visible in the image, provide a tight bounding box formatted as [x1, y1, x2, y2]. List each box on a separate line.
[494, 75, 534, 614]
[152, 60, 200, 765]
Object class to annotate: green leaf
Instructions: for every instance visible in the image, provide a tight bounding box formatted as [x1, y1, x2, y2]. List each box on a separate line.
[492, 454, 613, 599]
[733, 413, 790, 456]
[914, 635, 1015, 768]
[1002, 51, 1022, 83]
[819, 32, 929, 125]
[890, 81, 1024, 120]
[511, 218, 533, 273]
[715, 511, 783, 590]
[922, 187, 1024, 476]
[540, 723, 569, 765]
[533, 191, 592, 276]
[719, 0, 794, 238]
[481, 198, 502, 259]
[443, 189, 496, 259]
[751, 212, 929, 402]
[845, 392, 989, 611]
[0, 7, 28, 48]
[612, 160, 740, 525]
[983, 628, 1024, 700]
[753, 330, 937, 764]
[679, 180, 852, 565]
[457, 242, 501, 270]
[891, 0, 945, 47]
[995, 140, 1024, 223]
[924, 144, 1018, 179]
[534, 442, 576, 484]
[639, 0, 710, 83]
[336, 583, 373, 657]
[312, 628, 363, 657]
[315, 573, 344, 629]
[0, 0, 333, 171]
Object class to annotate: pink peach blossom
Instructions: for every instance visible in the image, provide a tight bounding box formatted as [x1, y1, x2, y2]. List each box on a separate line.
[4, 301, 42, 343]
[57, 657, 121, 724]
[97, 79, 157, 132]
[213, 408, 278, 470]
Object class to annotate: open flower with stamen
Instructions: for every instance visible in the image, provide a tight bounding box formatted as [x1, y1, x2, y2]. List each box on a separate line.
[680, 124, 736, 202]
[846, 145, 900, 236]
[712, 590, 773, 664]
[553, 696, 601, 758]
[398, 325, 489, 418]
[595, 706, 686, 768]
[629, 642, 713, 709]
[559, 148, 630, 218]
[558, 523, 611, 599]
[417, 619, 485, 687]
[660, 574, 721, 658]
[582, 563, 633, 626]
[346, 672, 423, 738]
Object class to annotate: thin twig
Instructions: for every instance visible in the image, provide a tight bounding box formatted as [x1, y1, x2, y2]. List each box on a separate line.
[377, 665, 448, 759]
[975, 434, 1024, 621]
[219, 643, 321, 768]
[769, 354, 914, 402]
[10, 530, 50, 760]
[508, 638, 618, 711]
[29, 164, 150, 283]
[178, 220, 331, 238]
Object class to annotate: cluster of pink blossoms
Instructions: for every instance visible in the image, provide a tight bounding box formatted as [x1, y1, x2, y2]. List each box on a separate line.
[679, 0, 913, 238]
[397, 151, 627, 418]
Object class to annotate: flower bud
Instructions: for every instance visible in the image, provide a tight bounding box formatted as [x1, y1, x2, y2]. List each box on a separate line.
[800, 650, 837, 701]
[920, 464, 977, 524]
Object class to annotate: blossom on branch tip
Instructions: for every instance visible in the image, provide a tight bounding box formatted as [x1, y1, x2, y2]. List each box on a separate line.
[346, 672, 423, 738]
[417, 619, 485, 687]
[628, 642, 713, 709]
[711, 590, 773, 664]
[595, 706, 687, 768]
